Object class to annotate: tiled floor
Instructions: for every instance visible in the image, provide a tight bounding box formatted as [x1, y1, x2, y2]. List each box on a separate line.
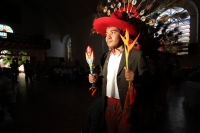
[1, 73, 200, 133]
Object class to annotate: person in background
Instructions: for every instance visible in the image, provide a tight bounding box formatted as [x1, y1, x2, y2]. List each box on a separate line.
[73, 60, 84, 82]
[23, 59, 34, 83]
[10, 60, 19, 83]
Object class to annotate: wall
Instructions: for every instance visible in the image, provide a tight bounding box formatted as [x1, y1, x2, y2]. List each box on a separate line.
[2, 0, 44, 36]
[64, 15, 109, 68]
[1, 0, 200, 69]
[1, 0, 67, 64]
[43, 12, 65, 58]
[177, 0, 200, 69]
[46, 34, 65, 58]
[1, 0, 46, 64]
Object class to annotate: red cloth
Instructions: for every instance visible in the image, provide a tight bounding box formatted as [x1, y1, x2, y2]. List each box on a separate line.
[105, 97, 133, 133]
[129, 83, 137, 105]
[104, 83, 137, 132]
[123, 83, 137, 122]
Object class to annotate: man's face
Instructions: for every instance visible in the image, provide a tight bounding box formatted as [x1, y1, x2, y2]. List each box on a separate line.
[105, 27, 122, 49]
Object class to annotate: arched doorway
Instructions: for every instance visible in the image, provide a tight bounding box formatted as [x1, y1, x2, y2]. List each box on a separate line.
[63, 35, 72, 62]
[18, 51, 30, 72]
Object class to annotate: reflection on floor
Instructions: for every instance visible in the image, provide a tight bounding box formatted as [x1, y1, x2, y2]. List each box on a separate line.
[1, 73, 200, 133]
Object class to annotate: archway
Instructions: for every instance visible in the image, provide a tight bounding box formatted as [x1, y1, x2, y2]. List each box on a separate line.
[63, 34, 72, 61]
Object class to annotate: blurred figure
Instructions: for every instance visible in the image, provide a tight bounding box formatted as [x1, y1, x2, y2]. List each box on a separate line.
[73, 60, 83, 81]
[66, 66, 75, 82]
[10, 60, 19, 83]
[52, 65, 62, 84]
[24, 60, 34, 83]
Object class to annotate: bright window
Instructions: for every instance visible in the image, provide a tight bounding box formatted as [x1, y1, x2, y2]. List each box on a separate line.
[18, 51, 30, 72]
[67, 38, 72, 61]
[0, 50, 12, 67]
[155, 7, 190, 55]
[0, 24, 13, 38]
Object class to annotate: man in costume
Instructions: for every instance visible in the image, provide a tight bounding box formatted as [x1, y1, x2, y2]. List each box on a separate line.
[88, 9, 150, 133]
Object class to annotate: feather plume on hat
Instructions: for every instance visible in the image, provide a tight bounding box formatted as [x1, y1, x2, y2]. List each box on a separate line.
[91, 0, 188, 55]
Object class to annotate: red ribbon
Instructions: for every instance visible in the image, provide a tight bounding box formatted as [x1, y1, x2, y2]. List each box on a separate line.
[123, 83, 137, 122]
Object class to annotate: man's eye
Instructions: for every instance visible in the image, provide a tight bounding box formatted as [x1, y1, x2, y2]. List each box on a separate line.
[111, 31, 115, 34]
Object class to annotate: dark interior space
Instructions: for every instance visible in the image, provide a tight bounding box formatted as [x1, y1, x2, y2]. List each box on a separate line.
[0, 73, 200, 133]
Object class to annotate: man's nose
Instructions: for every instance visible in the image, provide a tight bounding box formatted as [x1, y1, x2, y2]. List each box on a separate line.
[106, 34, 111, 39]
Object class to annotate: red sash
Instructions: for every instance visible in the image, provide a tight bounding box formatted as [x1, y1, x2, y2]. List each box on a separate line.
[123, 83, 137, 122]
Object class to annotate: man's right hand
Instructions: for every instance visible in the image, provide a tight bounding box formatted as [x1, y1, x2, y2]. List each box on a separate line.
[88, 73, 98, 83]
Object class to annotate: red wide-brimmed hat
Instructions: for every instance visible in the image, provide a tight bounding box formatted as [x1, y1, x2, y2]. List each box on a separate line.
[93, 10, 139, 36]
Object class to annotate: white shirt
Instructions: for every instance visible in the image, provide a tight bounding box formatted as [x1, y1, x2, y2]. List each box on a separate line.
[106, 52, 122, 99]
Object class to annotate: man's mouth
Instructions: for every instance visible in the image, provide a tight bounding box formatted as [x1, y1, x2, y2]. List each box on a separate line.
[107, 40, 112, 44]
